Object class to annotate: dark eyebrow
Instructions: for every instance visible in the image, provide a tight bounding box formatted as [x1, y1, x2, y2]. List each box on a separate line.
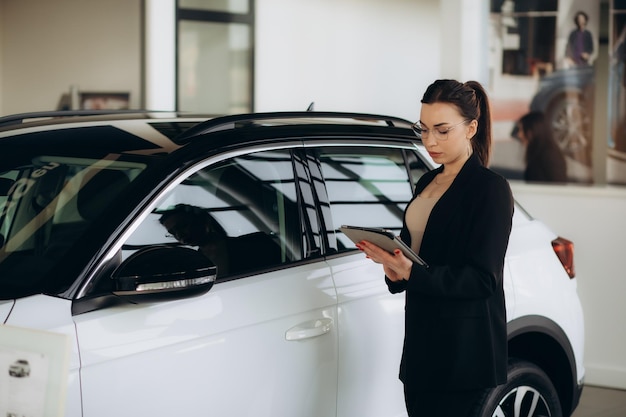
[418, 120, 450, 128]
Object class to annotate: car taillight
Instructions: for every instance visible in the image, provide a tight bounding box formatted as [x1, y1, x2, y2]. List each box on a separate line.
[552, 237, 575, 278]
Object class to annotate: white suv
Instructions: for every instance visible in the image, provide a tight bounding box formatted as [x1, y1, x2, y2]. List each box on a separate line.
[0, 111, 584, 417]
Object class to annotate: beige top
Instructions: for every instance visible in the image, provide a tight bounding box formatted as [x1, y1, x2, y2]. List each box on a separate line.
[405, 195, 440, 254]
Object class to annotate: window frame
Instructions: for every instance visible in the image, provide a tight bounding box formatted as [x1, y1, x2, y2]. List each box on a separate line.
[176, 1, 255, 113]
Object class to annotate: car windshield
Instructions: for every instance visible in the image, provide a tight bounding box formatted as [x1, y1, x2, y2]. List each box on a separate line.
[0, 126, 158, 299]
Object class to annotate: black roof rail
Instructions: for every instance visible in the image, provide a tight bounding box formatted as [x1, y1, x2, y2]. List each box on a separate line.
[175, 111, 413, 142]
[0, 109, 171, 128]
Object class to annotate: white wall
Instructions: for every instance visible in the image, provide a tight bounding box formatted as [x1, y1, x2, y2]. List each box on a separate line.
[254, 0, 441, 121]
[511, 182, 626, 390]
[144, 0, 176, 112]
[255, 0, 489, 121]
[0, 0, 141, 114]
[440, 0, 489, 83]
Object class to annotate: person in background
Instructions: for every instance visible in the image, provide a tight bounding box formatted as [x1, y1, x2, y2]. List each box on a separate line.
[356, 79, 514, 417]
[565, 10, 594, 67]
[516, 111, 568, 183]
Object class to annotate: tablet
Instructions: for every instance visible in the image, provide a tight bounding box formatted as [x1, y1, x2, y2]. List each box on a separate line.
[339, 225, 428, 267]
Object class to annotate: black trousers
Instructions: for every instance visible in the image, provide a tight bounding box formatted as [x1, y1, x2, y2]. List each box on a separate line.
[404, 386, 483, 417]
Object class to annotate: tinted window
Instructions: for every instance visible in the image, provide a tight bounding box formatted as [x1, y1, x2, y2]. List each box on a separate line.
[124, 150, 301, 279]
[315, 147, 427, 253]
[0, 158, 144, 298]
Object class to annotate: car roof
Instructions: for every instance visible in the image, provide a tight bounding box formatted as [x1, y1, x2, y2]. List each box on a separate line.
[0, 110, 419, 152]
[174, 111, 414, 142]
[0, 110, 207, 135]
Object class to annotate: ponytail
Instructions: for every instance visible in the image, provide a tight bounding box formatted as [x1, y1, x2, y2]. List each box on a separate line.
[464, 81, 492, 166]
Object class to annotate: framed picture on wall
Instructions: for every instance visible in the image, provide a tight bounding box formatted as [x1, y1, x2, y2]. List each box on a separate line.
[0, 325, 71, 417]
[488, 0, 600, 184]
[607, 1, 626, 184]
[80, 92, 130, 110]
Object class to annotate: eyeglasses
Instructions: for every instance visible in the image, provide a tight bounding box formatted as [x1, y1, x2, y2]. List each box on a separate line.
[411, 119, 470, 141]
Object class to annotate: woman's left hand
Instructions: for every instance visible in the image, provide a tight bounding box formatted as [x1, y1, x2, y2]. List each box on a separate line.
[356, 240, 413, 281]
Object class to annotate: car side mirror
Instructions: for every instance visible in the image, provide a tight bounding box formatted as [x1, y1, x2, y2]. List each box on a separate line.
[112, 245, 217, 303]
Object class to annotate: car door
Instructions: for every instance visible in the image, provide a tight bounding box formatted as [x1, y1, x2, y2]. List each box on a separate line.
[306, 144, 429, 417]
[73, 147, 339, 416]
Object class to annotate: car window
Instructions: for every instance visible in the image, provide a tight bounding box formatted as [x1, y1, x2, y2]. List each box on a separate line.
[315, 147, 428, 253]
[124, 149, 301, 279]
[0, 156, 144, 298]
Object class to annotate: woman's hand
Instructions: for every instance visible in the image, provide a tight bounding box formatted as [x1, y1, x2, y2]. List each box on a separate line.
[356, 240, 413, 282]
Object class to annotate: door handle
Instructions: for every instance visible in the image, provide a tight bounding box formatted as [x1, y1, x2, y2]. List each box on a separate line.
[285, 318, 333, 341]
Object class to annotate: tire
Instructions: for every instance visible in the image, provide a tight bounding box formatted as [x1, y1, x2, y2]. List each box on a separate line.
[470, 358, 563, 417]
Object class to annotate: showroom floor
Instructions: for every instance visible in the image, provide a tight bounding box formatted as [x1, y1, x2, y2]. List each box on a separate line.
[571, 386, 626, 417]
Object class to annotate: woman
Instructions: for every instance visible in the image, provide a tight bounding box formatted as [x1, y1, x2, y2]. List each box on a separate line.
[357, 79, 514, 416]
[516, 111, 568, 183]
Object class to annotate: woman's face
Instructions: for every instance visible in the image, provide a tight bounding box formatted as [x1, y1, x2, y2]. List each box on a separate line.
[419, 102, 476, 166]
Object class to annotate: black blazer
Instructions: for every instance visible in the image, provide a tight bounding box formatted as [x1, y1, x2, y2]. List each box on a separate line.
[386, 153, 514, 391]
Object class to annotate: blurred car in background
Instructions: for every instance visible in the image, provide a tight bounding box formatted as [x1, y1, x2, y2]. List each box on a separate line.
[529, 66, 595, 180]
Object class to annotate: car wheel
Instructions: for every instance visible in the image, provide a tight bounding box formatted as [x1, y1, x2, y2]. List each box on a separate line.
[470, 358, 563, 417]
[546, 90, 592, 167]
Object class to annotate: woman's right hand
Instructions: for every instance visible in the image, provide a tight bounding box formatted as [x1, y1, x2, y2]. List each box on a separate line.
[356, 240, 413, 281]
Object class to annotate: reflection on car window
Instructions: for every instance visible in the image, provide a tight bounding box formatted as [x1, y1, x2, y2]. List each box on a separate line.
[316, 147, 426, 252]
[124, 150, 301, 279]
[0, 157, 145, 298]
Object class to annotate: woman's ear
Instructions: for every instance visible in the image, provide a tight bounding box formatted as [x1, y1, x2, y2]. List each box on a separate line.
[467, 119, 478, 139]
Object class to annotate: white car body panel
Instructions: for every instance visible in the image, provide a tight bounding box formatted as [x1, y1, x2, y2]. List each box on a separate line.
[327, 253, 407, 417]
[506, 217, 586, 382]
[74, 263, 338, 417]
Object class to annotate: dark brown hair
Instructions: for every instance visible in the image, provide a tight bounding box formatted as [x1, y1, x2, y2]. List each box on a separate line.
[574, 11, 589, 28]
[517, 111, 558, 163]
[158, 203, 226, 237]
[421, 79, 492, 166]
[518, 111, 552, 143]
